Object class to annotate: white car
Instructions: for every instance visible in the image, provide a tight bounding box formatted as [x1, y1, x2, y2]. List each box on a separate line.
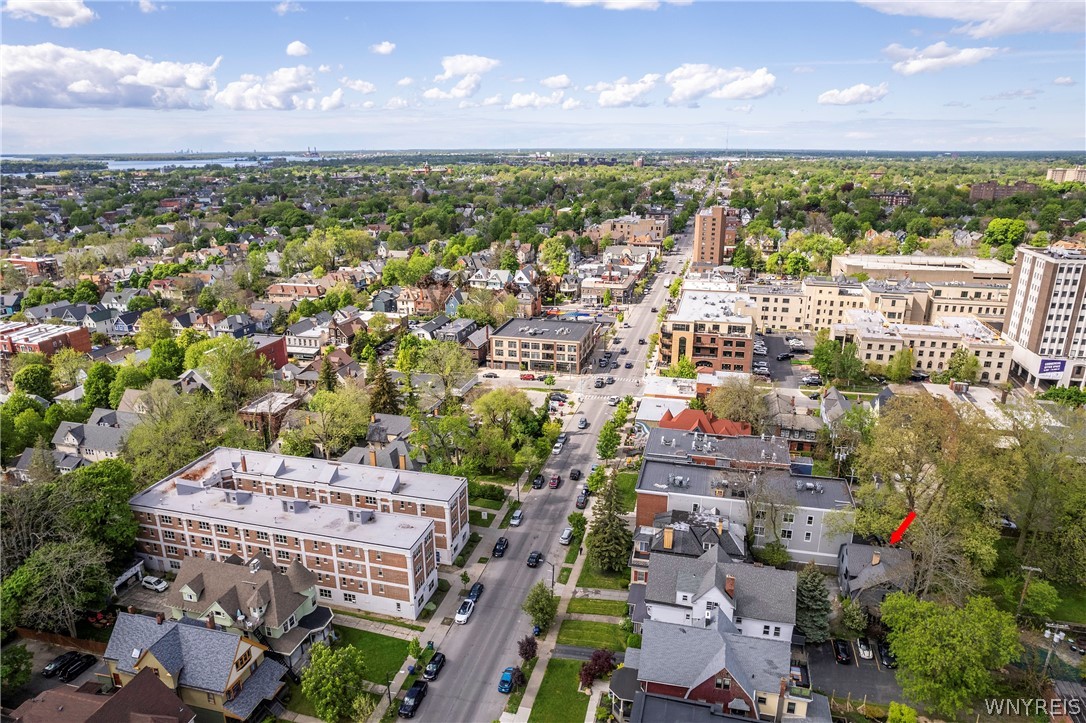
[454, 599, 475, 624]
[607, 396, 620, 406]
[141, 576, 169, 592]
[552, 441, 564, 454]
[856, 637, 873, 660]
[510, 509, 524, 527]
[559, 527, 574, 546]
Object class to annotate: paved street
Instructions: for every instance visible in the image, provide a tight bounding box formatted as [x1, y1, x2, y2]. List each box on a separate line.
[416, 232, 692, 722]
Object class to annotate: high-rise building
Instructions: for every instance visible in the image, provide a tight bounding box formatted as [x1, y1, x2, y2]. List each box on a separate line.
[692, 206, 739, 266]
[1003, 245, 1086, 388]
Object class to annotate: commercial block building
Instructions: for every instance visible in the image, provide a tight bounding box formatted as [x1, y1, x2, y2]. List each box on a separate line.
[1046, 167, 1086, 183]
[131, 448, 470, 618]
[829, 255, 1012, 284]
[658, 290, 754, 373]
[488, 318, 599, 374]
[1002, 245, 1086, 388]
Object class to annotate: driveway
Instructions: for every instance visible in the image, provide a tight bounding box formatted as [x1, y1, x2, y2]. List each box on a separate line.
[117, 580, 171, 614]
[2, 637, 106, 710]
[807, 639, 904, 704]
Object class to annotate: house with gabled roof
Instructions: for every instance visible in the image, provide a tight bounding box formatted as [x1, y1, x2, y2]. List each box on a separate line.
[837, 543, 914, 614]
[52, 408, 141, 463]
[103, 612, 287, 723]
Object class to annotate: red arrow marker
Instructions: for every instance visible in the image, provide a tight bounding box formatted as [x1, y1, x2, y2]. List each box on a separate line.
[889, 511, 917, 545]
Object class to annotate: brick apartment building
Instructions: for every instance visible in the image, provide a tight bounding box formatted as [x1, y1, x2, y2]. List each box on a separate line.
[130, 448, 470, 618]
[968, 180, 1040, 201]
[692, 206, 740, 266]
[658, 290, 754, 373]
[4, 255, 59, 279]
[0, 321, 92, 360]
[488, 318, 599, 374]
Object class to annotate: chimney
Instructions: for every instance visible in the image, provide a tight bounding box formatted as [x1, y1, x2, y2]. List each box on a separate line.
[399, 453, 407, 471]
[205, 617, 215, 629]
[716, 518, 724, 537]
[369, 449, 378, 466]
[240, 454, 247, 472]
[774, 677, 788, 723]
[127, 606, 136, 615]
[872, 550, 881, 566]
[155, 613, 165, 625]
[724, 574, 735, 599]
[662, 527, 674, 550]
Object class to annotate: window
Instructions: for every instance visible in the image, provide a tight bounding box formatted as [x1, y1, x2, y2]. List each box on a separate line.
[753, 525, 765, 537]
[200, 536, 212, 546]
[763, 625, 771, 635]
[377, 569, 384, 577]
[235, 650, 252, 670]
[804, 532, 812, 542]
[681, 594, 689, 602]
[806, 515, 814, 526]
[787, 702, 796, 714]
[198, 521, 210, 531]
[319, 589, 332, 599]
[757, 696, 767, 706]
[166, 545, 178, 555]
[277, 550, 291, 560]
[375, 551, 382, 562]
[256, 531, 269, 541]
[734, 616, 742, 624]
[780, 529, 792, 540]
[274, 534, 287, 544]
[783, 513, 795, 524]
[160, 515, 173, 525]
[420, 504, 426, 514]
[218, 539, 231, 549]
[365, 495, 377, 505]
[344, 593, 356, 603]
[214, 524, 228, 534]
[399, 500, 406, 510]
[207, 692, 216, 704]
[773, 626, 781, 637]
[164, 530, 176, 540]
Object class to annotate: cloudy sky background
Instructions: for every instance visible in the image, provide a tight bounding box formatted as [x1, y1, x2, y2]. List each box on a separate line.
[1, 0, 1083, 153]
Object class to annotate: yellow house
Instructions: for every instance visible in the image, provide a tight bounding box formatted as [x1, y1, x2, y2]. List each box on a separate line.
[103, 612, 287, 723]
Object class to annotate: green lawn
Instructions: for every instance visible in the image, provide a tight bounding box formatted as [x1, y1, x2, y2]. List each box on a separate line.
[567, 598, 628, 617]
[528, 658, 591, 723]
[558, 567, 572, 584]
[334, 626, 411, 683]
[471, 497, 505, 510]
[333, 609, 425, 632]
[614, 472, 638, 513]
[577, 561, 630, 590]
[469, 509, 496, 527]
[454, 532, 483, 567]
[564, 538, 582, 564]
[285, 679, 319, 718]
[505, 656, 538, 714]
[1053, 584, 1086, 623]
[556, 620, 627, 651]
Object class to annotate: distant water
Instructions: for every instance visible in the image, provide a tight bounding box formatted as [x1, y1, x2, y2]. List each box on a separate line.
[106, 155, 318, 170]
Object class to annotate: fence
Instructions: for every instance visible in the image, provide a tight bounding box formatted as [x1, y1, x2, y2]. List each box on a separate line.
[16, 627, 108, 654]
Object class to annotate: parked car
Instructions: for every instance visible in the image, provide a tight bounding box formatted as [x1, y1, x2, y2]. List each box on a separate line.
[833, 639, 852, 665]
[776, 352, 794, 361]
[801, 375, 823, 385]
[58, 654, 97, 683]
[549, 474, 562, 489]
[638, 338, 646, 344]
[141, 576, 169, 592]
[42, 651, 81, 678]
[510, 509, 524, 526]
[550, 393, 568, 402]
[606, 376, 615, 384]
[559, 527, 574, 545]
[576, 492, 589, 509]
[454, 599, 475, 624]
[856, 637, 873, 660]
[527, 551, 543, 567]
[467, 582, 485, 602]
[492, 537, 509, 557]
[551, 441, 563, 454]
[532, 475, 544, 489]
[651, 307, 658, 313]
[483, 372, 498, 378]
[877, 640, 897, 668]
[520, 373, 535, 381]
[398, 680, 428, 718]
[577, 417, 589, 429]
[498, 666, 517, 693]
[423, 652, 446, 681]
[612, 338, 622, 345]
[557, 432, 568, 444]
[753, 349, 767, 356]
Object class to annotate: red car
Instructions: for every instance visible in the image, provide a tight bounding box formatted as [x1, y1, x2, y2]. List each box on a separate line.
[550, 474, 562, 489]
[520, 373, 536, 381]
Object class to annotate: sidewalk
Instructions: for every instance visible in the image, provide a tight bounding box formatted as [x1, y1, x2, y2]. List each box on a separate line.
[331, 613, 416, 640]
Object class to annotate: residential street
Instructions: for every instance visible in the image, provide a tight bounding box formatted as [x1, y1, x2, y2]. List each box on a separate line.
[416, 232, 691, 722]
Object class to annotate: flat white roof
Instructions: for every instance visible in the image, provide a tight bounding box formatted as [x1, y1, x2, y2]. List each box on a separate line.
[673, 290, 753, 323]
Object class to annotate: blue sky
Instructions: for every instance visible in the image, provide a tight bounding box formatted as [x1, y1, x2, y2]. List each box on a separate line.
[1, 0, 1083, 153]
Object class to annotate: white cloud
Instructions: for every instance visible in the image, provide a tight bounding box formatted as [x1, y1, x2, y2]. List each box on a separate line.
[548, 0, 690, 9]
[318, 64, 331, 73]
[319, 88, 344, 111]
[397, 76, 413, 86]
[1, 42, 220, 109]
[817, 82, 889, 105]
[286, 41, 310, 57]
[594, 73, 660, 107]
[663, 64, 776, 104]
[730, 104, 753, 113]
[3, 0, 95, 27]
[541, 74, 572, 89]
[857, 0, 1083, 38]
[138, 0, 160, 13]
[434, 54, 500, 81]
[214, 65, 317, 110]
[792, 66, 815, 74]
[423, 74, 483, 100]
[562, 97, 583, 110]
[944, 100, 970, 107]
[273, 1, 302, 15]
[884, 41, 999, 75]
[361, 100, 375, 109]
[385, 96, 408, 110]
[370, 41, 396, 55]
[482, 94, 502, 106]
[507, 90, 564, 109]
[1054, 76, 1076, 86]
[340, 77, 376, 94]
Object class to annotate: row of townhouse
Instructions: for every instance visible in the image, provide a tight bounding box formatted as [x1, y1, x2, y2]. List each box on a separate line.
[131, 448, 470, 619]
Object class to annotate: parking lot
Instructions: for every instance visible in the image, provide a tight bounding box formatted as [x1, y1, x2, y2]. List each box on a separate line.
[756, 332, 816, 388]
[807, 638, 904, 704]
[2, 637, 106, 710]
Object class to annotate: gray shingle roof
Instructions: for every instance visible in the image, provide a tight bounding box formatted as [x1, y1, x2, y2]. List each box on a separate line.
[222, 657, 287, 719]
[639, 618, 728, 690]
[104, 612, 244, 693]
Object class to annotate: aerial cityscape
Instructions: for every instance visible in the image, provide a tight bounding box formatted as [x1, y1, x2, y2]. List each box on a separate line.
[1, 1, 1085, 723]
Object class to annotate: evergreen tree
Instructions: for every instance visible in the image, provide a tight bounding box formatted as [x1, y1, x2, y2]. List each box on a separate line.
[368, 360, 401, 415]
[795, 563, 831, 643]
[318, 351, 339, 393]
[25, 436, 58, 485]
[586, 479, 633, 573]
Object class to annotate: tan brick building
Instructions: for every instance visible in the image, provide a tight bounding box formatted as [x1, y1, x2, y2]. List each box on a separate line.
[488, 318, 599, 373]
[692, 206, 740, 266]
[659, 290, 754, 373]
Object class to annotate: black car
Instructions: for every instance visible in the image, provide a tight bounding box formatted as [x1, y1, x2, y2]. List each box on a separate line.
[532, 475, 544, 489]
[624, 362, 633, 369]
[638, 338, 646, 344]
[576, 492, 589, 509]
[776, 352, 794, 361]
[877, 640, 897, 668]
[467, 582, 485, 602]
[492, 536, 508, 557]
[398, 680, 428, 718]
[483, 372, 498, 378]
[832, 639, 852, 665]
[570, 468, 582, 481]
[58, 653, 97, 683]
[42, 651, 81, 678]
[619, 347, 628, 354]
[550, 392, 568, 401]
[527, 551, 543, 567]
[423, 652, 446, 681]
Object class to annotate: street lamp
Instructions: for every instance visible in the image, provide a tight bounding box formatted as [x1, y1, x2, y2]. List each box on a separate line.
[383, 671, 393, 705]
[543, 560, 556, 590]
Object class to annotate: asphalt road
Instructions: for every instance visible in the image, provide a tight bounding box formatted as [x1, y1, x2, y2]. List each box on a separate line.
[417, 233, 692, 722]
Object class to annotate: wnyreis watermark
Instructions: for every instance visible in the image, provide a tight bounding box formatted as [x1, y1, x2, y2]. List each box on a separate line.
[983, 698, 1083, 717]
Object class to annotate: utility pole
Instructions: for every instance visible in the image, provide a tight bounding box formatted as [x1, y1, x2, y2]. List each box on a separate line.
[1042, 623, 1070, 679]
[1016, 566, 1042, 619]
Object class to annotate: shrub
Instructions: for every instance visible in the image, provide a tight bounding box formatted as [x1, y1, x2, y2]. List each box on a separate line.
[468, 481, 507, 501]
[626, 634, 642, 649]
[437, 578, 450, 592]
[454, 555, 465, 567]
